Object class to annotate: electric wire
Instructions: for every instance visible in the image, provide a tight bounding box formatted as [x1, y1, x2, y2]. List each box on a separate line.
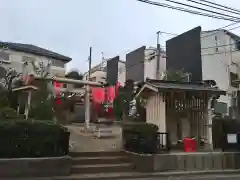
[137, 0, 240, 22]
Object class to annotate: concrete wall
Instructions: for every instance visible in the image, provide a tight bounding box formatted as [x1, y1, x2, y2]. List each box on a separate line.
[0, 156, 71, 178]
[129, 151, 240, 172]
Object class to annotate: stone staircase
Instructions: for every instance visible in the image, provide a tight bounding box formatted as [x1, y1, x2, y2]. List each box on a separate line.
[69, 151, 134, 175]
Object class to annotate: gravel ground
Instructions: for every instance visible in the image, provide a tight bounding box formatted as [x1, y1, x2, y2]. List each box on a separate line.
[67, 124, 123, 152]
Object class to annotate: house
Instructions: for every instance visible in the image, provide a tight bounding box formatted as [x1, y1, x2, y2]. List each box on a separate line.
[0, 41, 71, 78]
[201, 29, 240, 117]
[135, 79, 225, 148]
[83, 56, 126, 86]
[0, 41, 72, 118]
[166, 26, 240, 117]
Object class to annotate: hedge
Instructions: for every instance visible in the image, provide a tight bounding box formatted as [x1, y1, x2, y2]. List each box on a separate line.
[122, 123, 159, 154]
[0, 120, 70, 158]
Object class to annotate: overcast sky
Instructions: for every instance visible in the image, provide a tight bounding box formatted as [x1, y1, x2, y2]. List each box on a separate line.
[1, 0, 240, 73]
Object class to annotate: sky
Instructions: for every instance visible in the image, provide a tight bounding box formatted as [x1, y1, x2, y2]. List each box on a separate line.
[1, 0, 240, 73]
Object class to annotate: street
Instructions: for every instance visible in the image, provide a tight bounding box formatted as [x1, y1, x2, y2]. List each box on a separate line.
[123, 174, 240, 180]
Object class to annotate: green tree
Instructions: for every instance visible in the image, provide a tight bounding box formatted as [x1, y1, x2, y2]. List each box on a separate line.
[163, 69, 191, 82]
[0, 67, 21, 119]
[28, 61, 54, 121]
[28, 80, 55, 121]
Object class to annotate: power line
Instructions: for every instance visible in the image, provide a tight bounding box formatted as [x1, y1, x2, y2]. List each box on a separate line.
[136, 0, 240, 22]
[160, 0, 240, 20]
[196, 0, 240, 14]
[185, 0, 240, 16]
[201, 22, 240, 38]
[156, 22, 240, 40]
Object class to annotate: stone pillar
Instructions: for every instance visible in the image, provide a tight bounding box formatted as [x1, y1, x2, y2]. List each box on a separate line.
[159, 93, 166, 145]
[207, 97, 213, 149]
[25, 91, 32, 120]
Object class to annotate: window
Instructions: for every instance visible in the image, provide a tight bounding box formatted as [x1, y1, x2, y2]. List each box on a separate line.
[236, 40, 240, 51]
[74, 84, 83, 88]
[215, 36, 218, 41]
[230, 72, 238, 88]
[90, 77, 96, 82]
[22, 56, 35, 63]
[52, 59, 65, 68]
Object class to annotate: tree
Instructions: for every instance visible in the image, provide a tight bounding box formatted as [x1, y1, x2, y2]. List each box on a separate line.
[163, 69, 191, 82]
[28, 61, 54, 120]
[66, 70, 83, 80]
[112, 80, 136, 121]
[0, 67, 22, 119]
[63, 70, 84, 112]
[28, 80, 55, 120]
[66, 70, 84, 89]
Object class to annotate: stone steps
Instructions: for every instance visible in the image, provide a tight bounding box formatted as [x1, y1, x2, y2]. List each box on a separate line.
[70, 151, 135, 176]
[72, 156, 131, 165]
[69, 151, 127, 158]
[71, 163, 133, 174]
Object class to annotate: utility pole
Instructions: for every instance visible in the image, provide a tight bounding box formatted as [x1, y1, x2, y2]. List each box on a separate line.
[85, 47, 92, 130]
[156, 31, 161, 80]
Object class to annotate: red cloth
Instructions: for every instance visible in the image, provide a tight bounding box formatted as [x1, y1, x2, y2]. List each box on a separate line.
[91, 88, 105, 104]
[54, 81, 63, 105]
[106, 86, 116, 103]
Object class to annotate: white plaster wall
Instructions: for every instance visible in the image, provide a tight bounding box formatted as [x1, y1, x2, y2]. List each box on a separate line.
[146, 93, 166, 145]
[0, 49, 66, 77]
[144, 48, 166, 80]
[146, 93, 166, 143]
[201, 30, 235, 109]
[118, 61, 126, 86]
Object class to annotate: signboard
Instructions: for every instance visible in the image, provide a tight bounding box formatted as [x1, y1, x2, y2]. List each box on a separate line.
[227, 134, 237, 143]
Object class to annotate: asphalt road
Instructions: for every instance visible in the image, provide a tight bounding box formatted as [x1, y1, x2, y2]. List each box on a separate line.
[124, 174, 240, 180]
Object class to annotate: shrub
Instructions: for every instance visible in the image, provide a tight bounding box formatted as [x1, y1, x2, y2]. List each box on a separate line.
[0, 120, 69, 158]
[122, 122, 159, 154]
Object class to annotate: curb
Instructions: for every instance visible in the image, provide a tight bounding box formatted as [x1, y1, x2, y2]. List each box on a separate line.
[5, 169, 240, 180]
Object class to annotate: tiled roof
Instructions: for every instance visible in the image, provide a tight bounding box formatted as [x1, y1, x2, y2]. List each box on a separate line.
[0, 41, 71, 62]
[145, 79, 226, 94]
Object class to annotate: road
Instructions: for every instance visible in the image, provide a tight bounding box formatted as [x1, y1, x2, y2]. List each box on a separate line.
[124, 174, 240, 180]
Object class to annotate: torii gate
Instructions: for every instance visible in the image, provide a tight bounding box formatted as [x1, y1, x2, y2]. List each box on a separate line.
[13, 75, 102, 129]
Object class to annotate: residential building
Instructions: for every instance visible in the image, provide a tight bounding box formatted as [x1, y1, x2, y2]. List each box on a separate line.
[83, 57, 126, 86]
[0, 42, 71, 78]
[166, 26, 240, 116]
[201, 29, 240, 113]
[125, 46, 166, 82]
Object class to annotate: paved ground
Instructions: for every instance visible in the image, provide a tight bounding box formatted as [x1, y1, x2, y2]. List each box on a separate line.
[123, 174, 240, 180]
[67, 124, 123, 152]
